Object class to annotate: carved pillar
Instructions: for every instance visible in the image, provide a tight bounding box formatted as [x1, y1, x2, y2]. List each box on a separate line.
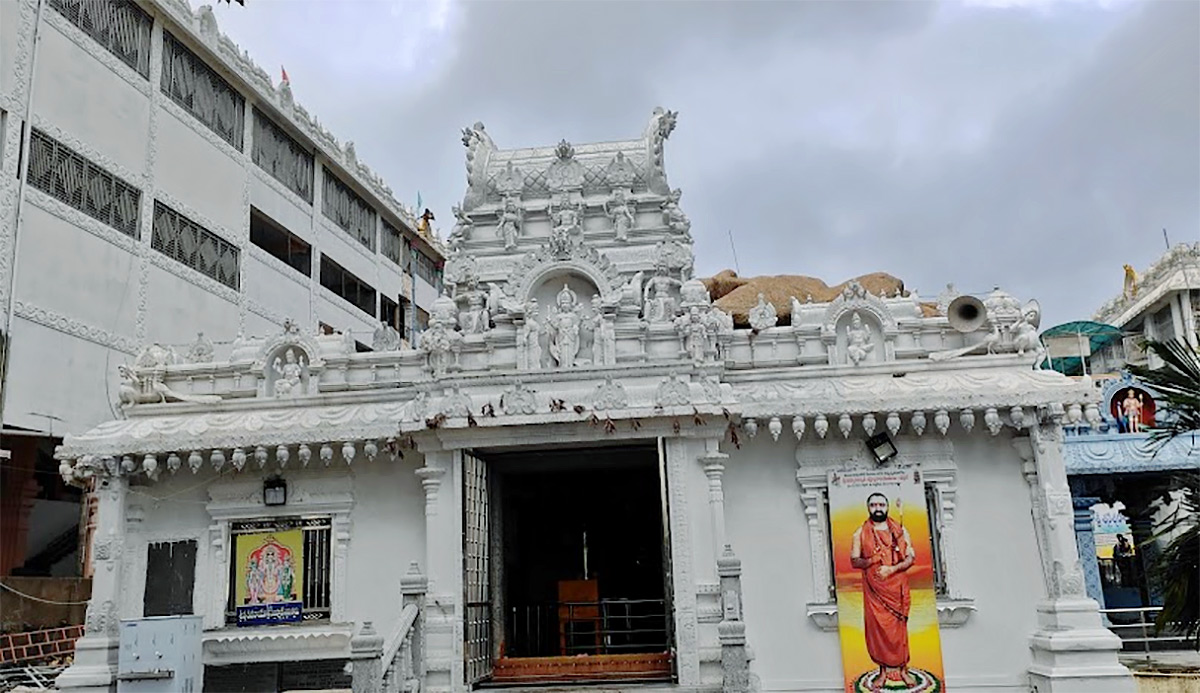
[350, 621, 384, 693]
[399, 562, 427, 692]
[1072, 496, 1106, 609]
[414, 449, 460, 692]
[1128, 516, 1161, 605]
[415, 462, 446, 589]
[57, 470, 128, 692]
[929, 479, 961, 599]
[796, 474, 833, 604]
[1014, 419, 1133, 693]
[701, 443, 729, 556]
[717, 546, 750, 693]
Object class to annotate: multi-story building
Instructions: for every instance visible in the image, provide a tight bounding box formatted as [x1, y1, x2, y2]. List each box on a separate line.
[0, 0, 443, 580]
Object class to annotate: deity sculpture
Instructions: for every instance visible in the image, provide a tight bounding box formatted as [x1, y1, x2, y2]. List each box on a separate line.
[845, 312, 875, 366]
[186, 331, 214, 363]
[418, 298, 463, 377]
[676, 306, 710, 364]
[523, 299, 543, 370]
[661, 188, 691, 237]
[1121, 389, 1143, 433]
[592, 294, 616, 365]
[748, 293, 777, 331]
[1010, 301, 1043, 356]
[372, 323, 401, 351]
[546, 285, 583, 368]
[550, 196, 583, 238]
[273, 348, 305, 397]
[643, 265, 683, 323]
[790, 297, 803, 327]
[459, 292, 490, 334]
[497, 195, 523, 250]
[448, 204, 473, 250]
[605, 189, 636, 242]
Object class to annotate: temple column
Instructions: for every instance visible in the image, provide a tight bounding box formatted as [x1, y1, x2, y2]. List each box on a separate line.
[57, 468, 128, 693]
[1014, 417, 1133, 693]
[700, 439, 729, 557]
[1072, 496, 1106, 609]
[414, 448, 461, 692]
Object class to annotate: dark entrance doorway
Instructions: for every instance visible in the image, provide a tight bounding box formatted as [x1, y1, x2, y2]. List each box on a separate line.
[478, 443, 673, 685]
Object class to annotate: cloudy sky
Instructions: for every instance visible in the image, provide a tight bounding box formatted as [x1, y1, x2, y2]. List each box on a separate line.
[210, 0, 1198, 327]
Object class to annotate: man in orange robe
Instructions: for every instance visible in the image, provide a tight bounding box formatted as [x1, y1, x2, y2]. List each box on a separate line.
[850, 492, 916, 690]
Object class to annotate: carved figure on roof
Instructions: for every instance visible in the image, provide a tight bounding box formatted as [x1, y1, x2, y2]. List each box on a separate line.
[676, 306, 710, 364]
[644, 264, 683, 324]
[605, 151, 637, 189]
[549, 195, 583, 238]
[419, 297, 463, 377]
[661, 188, 691, 238]
[749, 294, 778, 331]
[443, 249, 478, 294]
[546, 285, 583, 368]
[654, 238, 694, 279]
[461, 121, 493, 150]
[196, 5, 218, 41]
[447, 205, 472, 250]
[790, 297, 803, 327]
[1010, 300, 1043, 357]
[1123, 264, 1138, 300]
[186, 332, 214, 363]
[592, 295, 616, 366]
[494, 160, 524, 197]
[497, 195, 523, 250]
[273, 348, 305, 397]
[845, 312, 875, 366]
[605, 189, 636, 242]
[547, 140, 585, 191]
[459, 292, 490, 335]
[523, 299, 543, 370]
[650, 108, 678, 140]
[373, 323, 401, 351]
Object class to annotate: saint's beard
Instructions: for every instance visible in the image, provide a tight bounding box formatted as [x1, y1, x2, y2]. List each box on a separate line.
[869, 510, 888, 523]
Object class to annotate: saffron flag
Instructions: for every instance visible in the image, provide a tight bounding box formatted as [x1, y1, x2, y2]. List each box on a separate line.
[281, 65, 290, 85]
[828, 468, 944, 693]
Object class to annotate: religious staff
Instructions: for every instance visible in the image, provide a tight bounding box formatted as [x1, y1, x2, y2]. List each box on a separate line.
[850, 493, 917, 689]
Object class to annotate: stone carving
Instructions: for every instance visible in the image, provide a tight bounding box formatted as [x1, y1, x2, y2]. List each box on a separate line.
[501, 381, 538, 416]
[592, 375, 628, 411]
[496, 195, 523, 250]
[644, 266, 683, 324]
[1011, 299, 1043, 356]
[661, 188, 691, 238]
[186, 332, 214, 363]
[418, 297, 463, 377]
[548, 195, 585, 254]
[546, 285, 584, 368]
[443, 248, 478, 292]
[440, 385, 472, 418]
[85, 599, 117, 637]
[605, 189, 636, 242]
[822, 280, 897, 335]
[118, 346, 222, 409]
[592, 299, 616, 366]
[447, 204, 473, 250]
[604, 151, 637, 189]
[676, 306, 710, 364]
[654, 238, 694, 278]
[491, 160, 522, 198]
[844, 312, 875, 366]
[373, 324, 402, 351]
[656, 372, 692, 407]
[522, 299, 544, 370]
[272, 348, 306, 397]
[458, 292, 490, 335]
[547, 139, 585, 191]
[748, 294, 777, 331]
[1052, 559, 1087, 598]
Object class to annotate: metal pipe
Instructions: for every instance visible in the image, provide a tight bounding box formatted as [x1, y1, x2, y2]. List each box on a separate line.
[1, 0, 48, 427]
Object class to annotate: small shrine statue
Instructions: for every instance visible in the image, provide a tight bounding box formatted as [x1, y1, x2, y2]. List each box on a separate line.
[545, 285, 583, 368]
[550, 197, 583, 238]
[186, 331, 214, 363]
[448, 204, 473, 250]
[523, 299, 543, 370]
[591, 294, 616, 365]
[676, 306, 710, 364]
[845, 312, 875, 366]
[497, 196, 523, 250]
[459, 292, 489, 334]
[605, 189, 636, 242]
[1011, 307, 1043, 356]
[661, 188, 691, 238]
[1121, 389, 1143, 433]
[273, 348, 305, 397]
[643, 265, 683, 323]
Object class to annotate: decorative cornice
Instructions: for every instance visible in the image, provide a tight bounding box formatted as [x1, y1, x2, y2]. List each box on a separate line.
[14, 300, 138, 354]
[202, 623, 354, 665]
[1063, 432, 1200, 475]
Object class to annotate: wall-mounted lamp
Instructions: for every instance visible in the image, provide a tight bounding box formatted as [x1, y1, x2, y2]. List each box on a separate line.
[263, 476, 287, 506]
[865, 432, 898, 465]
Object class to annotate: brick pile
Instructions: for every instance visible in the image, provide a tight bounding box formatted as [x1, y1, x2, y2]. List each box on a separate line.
[0, 625, 84, 666]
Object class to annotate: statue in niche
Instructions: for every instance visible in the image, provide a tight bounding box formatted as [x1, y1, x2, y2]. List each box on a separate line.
[661, 188, 691, 238]
[273, 348, 306, 397]
[186, 331, 214, 363]
[845, 312, 875, 366]
[549, 196, 583, 239]
[676, 305, 710, 364]
[545, 284, 583, 368]
[748, 293, 777, 331]
[497, 195, 523, 250]
[643, 265, 683, 324]
[459, 292, 489, 334]
[523, 299, 543, 370]
[373, 323, 401, 351]
[605, 189, 636, 242]
[1121, 389, 1143, 433]
[448, 205, 473, 250]
[591, 294, 616, 365]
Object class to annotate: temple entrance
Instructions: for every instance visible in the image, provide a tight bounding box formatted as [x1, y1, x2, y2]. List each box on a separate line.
[465, 442, 674, 687]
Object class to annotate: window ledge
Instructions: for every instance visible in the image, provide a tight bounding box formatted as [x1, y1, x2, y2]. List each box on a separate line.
[806, 598, 976, 632]
[202, 622, 354, 665]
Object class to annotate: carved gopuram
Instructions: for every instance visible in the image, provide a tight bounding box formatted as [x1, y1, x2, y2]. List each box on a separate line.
[55, 110, 1132, 693]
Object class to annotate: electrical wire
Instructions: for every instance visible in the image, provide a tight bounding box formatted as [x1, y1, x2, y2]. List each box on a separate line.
[0, 581, 91, 606]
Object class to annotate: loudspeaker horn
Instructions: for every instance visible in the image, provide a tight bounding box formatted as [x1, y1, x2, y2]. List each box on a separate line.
[947, 295, 987, 333]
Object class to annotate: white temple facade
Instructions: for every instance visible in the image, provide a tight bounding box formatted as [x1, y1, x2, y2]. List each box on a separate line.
[54, 110, 1134, 693]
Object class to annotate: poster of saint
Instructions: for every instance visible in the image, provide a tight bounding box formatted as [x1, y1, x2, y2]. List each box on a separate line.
[234, 529, 304, 626]
[828, 468, 945, 692]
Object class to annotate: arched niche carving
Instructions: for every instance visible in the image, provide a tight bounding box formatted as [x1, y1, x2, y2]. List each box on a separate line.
[832, 310, 885, 367]
[509, 258, 617, 308]
[502, 241, 622, 307]
[253, 320, 323, 398]
[1106, 380, 1157, 433]
[525, 271, 605, 369]
[821, 281, 898, 336]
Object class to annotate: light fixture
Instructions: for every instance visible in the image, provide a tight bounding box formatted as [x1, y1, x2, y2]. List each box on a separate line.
[263, 476, 287, 506]
[865, 432, 898, 465]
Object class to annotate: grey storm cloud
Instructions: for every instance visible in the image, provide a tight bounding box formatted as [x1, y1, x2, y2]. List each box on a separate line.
[215, 0, 1198, 327]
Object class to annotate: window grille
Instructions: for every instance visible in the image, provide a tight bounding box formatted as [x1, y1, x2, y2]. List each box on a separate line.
[226, 517, 333, 623]
[152, 201, 240, 290]
[161, 32, 245, 150]
[27, 129, 141, 237]
[319, 254, 377, 317]
[49, 0, 152, 77]
[380, 220, 404, 267]
[252, 110, 313, 203]
[412, 248, 440, 287]
[321, 169, 376, 251]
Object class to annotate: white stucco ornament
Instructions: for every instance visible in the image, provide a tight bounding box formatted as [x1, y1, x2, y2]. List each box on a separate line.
[748, 294, 777, 331]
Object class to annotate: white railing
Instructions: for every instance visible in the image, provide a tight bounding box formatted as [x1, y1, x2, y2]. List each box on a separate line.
[1100, 606, 1199, 658]
[380, 603, 422, 693]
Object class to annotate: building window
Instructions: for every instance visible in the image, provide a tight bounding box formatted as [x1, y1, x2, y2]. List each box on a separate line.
[380, 220, 405, 267]
[412, 248, 440, 287]
[49, 0, 152, 77]
[152, 201, 240, 290]
[250, 208, 311, 277]
[415, 306, 430, 336]
[252, 110, 313, 203]
[143, 540, 197, 617]
[226, 517, 332, 624]
[319, 254, 376, 317]
[161, 32, 246, 150]
[27, 129, 141, 238]
[321, 169, 376, 251]
[1152, 305, 1176, 342]
[380, 295, 404, 334]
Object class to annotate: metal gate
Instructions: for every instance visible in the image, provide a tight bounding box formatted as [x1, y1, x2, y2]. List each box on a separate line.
[463, 452, 493, 685]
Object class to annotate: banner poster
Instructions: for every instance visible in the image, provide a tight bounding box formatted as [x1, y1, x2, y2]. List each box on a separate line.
[234, 529, 304, 627]
[828, 468, 945, 692]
